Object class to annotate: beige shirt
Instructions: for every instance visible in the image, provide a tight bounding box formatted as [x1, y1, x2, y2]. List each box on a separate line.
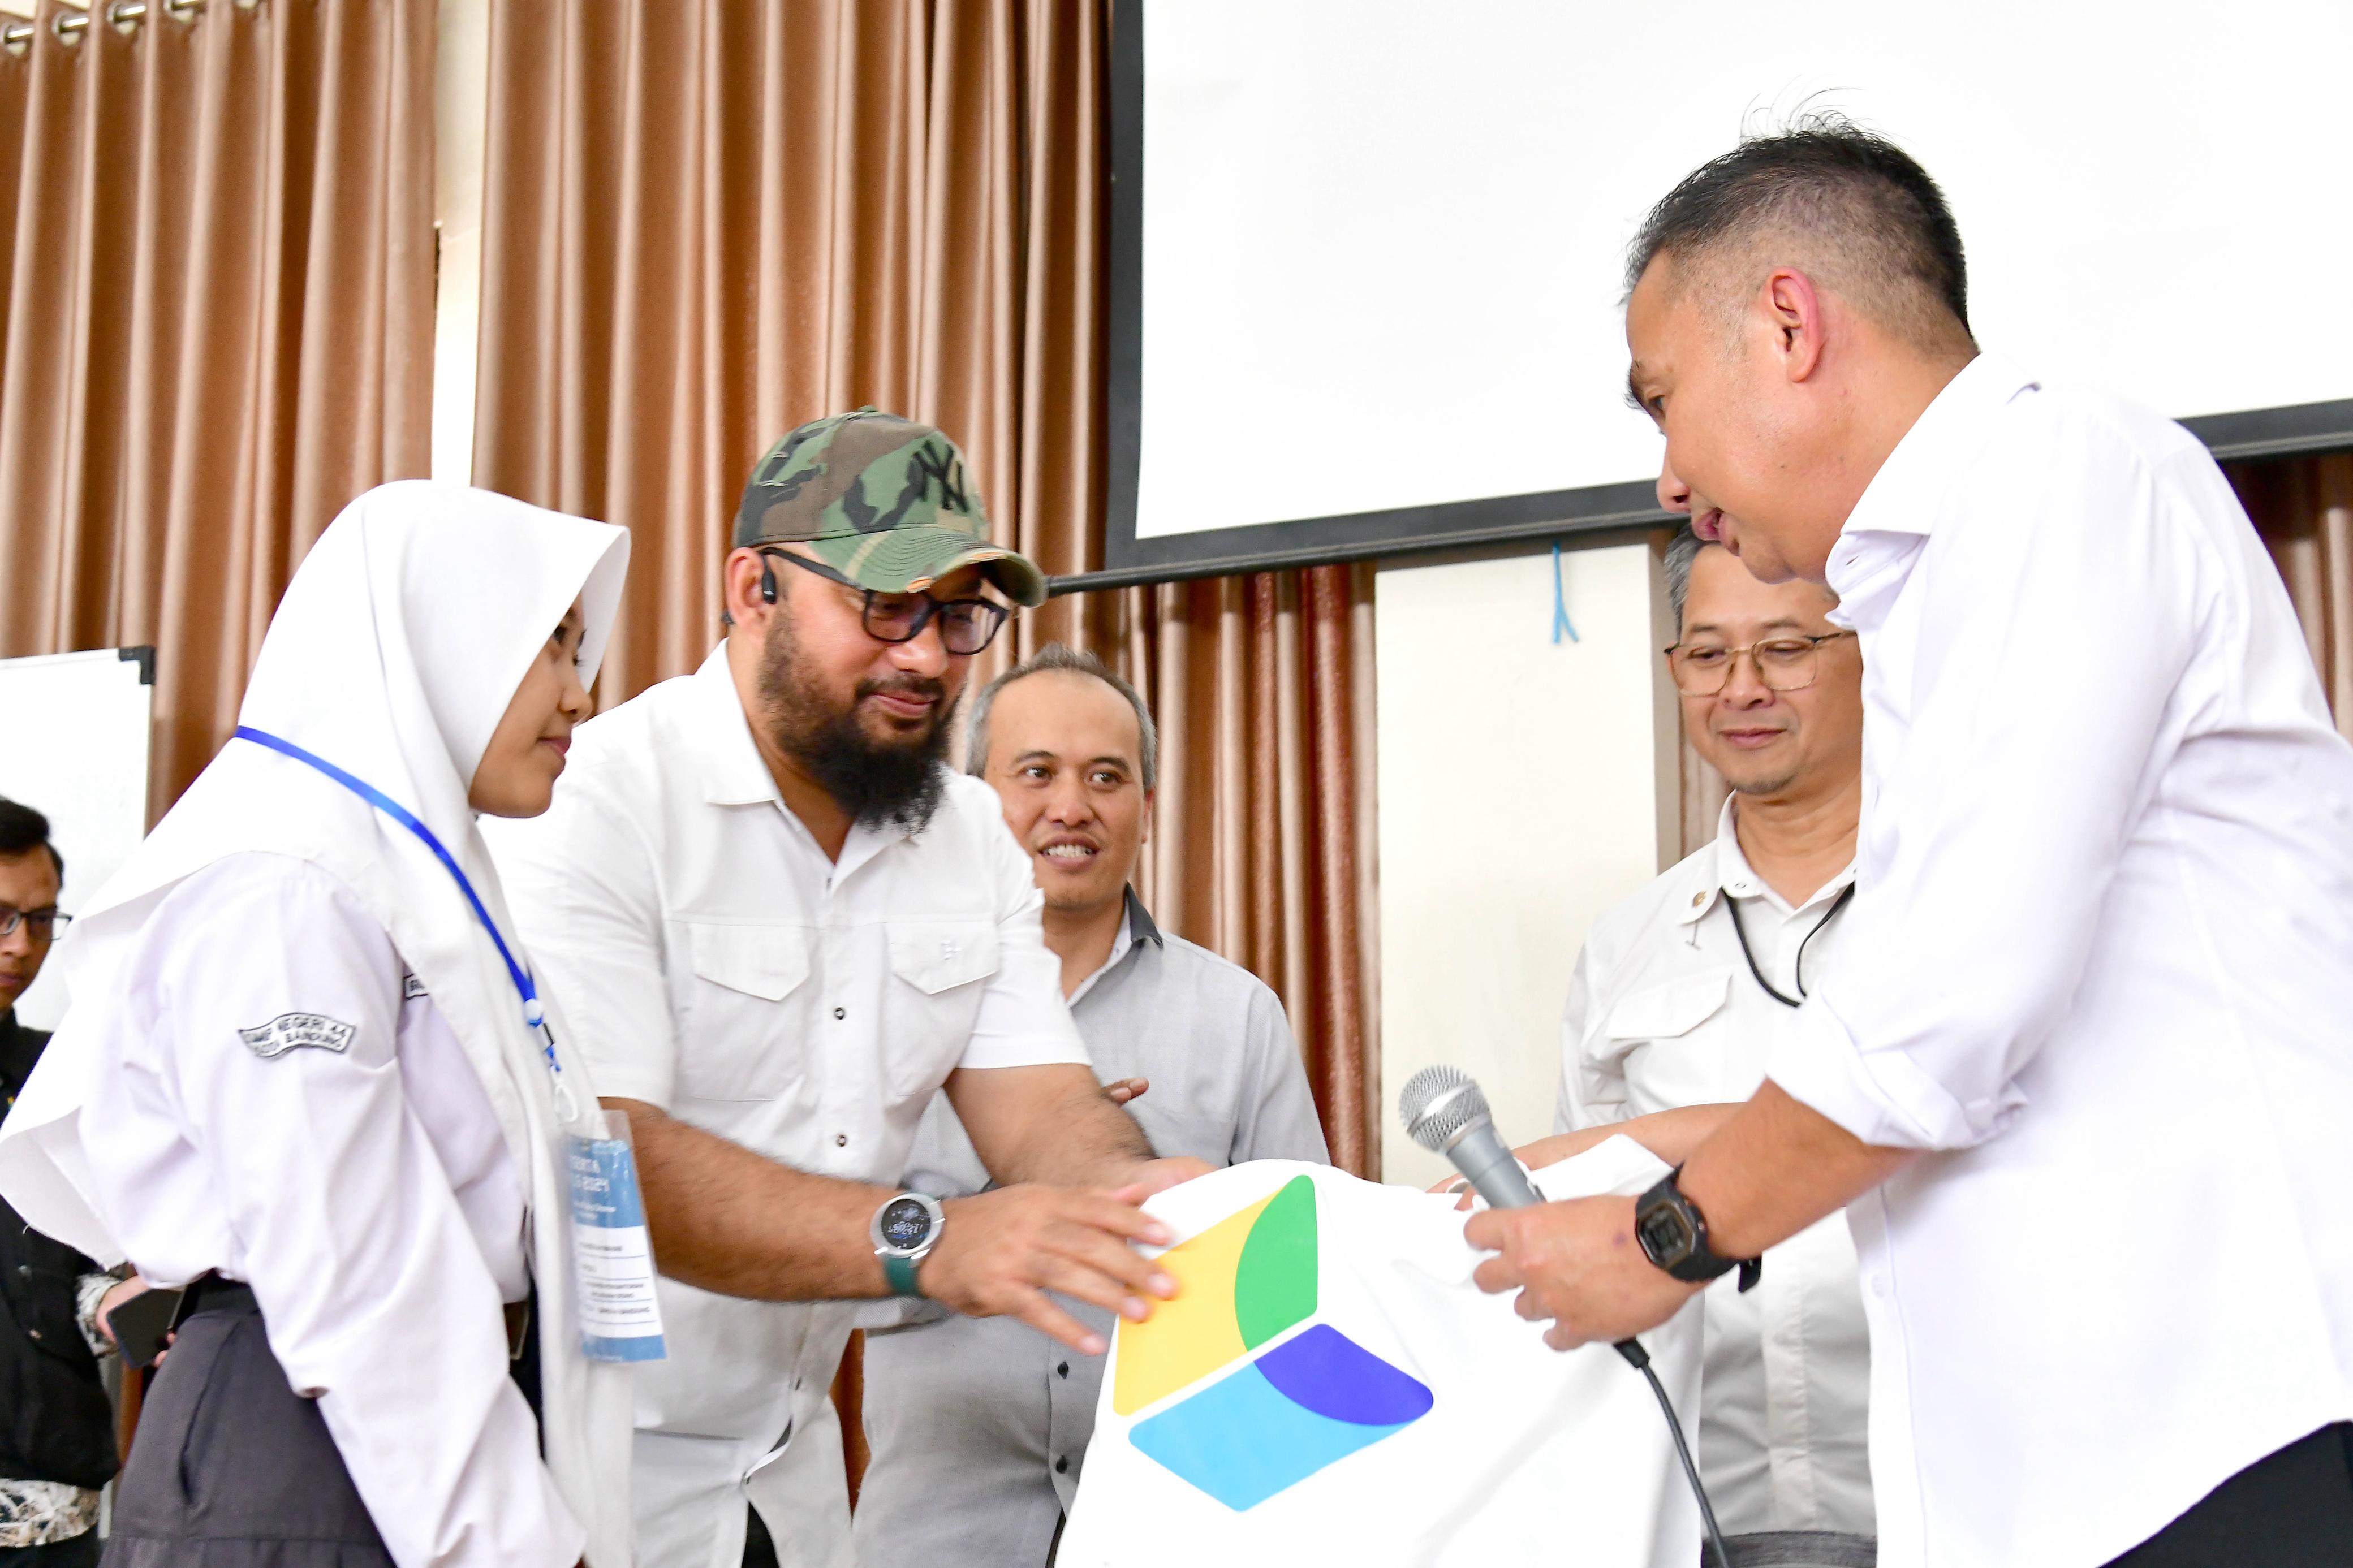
[1557, 797, 1872, 1544]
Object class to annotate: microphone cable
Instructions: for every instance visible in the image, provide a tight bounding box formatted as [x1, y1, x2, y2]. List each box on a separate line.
[1400, 1065, 1734, 1568]
[1613, 1336, 1731, 1568]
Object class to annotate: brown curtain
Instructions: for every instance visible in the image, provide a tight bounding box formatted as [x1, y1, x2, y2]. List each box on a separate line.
[471, 0, 1377, 1178]
[0, 0, 434, 820]
[2233, 452, 2353, 733]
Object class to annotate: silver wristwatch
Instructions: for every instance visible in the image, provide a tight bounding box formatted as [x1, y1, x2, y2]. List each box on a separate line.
[871, 1191, 946, 1298]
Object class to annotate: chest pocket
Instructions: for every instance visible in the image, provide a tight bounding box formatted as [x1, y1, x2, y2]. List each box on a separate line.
[1594, 966, 1734, 1062]
[681, 922, 813, 1101]
[883, 920, 1000, 1097]
[1589, 966, 1740, 1113]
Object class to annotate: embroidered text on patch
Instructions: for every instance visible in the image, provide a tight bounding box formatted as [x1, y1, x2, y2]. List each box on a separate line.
[238, 1012, 358, 1060]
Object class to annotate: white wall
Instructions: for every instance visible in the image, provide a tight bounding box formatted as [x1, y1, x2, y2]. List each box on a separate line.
[432, 0, 490, 483]
[1374, 539, 1678, 1186]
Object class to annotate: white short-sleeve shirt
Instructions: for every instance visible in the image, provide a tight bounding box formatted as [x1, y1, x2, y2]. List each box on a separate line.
[483, 645, 1088, 1462]
[1557, 798, 1872, 1545]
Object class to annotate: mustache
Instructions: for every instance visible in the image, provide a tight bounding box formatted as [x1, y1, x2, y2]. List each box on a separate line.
[858, 674, 947, 705]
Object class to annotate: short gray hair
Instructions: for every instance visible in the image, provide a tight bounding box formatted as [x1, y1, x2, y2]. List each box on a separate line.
[1662, 523, 1840, 633]
[966, 643, 1158, 790]
[1663, 524, 1712, 633]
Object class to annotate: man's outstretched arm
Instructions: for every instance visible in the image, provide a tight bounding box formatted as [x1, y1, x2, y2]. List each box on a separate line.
[946, 1061, 1209, 1191]
[1464, 1081, 1912, 1349]
[609, 1094, 1179, 1355]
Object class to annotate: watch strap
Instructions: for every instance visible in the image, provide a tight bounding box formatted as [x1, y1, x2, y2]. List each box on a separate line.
[882, 1251, 925, 1299]
[1637, 1168, 1754, 1285]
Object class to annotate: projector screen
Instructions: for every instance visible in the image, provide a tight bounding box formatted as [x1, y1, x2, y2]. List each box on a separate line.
[1095, 0, 2353, 584]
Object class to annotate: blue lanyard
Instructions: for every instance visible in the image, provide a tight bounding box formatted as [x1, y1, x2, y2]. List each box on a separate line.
[233, 726, 564, 1083]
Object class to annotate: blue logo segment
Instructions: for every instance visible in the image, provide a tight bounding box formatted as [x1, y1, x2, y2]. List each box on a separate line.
[1128, 1324, 1433, 1510]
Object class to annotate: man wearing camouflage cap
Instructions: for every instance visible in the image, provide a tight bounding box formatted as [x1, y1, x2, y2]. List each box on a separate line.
[487, 410, 1208, 1568]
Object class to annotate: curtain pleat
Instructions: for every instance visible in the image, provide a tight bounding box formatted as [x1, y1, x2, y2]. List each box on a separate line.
[471, 3, 1380, 1499]
[2233, 452, 2353, 736]
[471, 0, 1379, 1180]
[0, 0, 433, 819]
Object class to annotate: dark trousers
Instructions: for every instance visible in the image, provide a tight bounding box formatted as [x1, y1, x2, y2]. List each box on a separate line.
[0, 1535, 101, 1568]
[2104, 1423, 2353, 1567]
[741, 1505, 779, 1568]
[101, 1288, 394, 1568]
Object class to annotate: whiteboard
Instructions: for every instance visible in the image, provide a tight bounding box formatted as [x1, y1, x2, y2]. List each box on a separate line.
[0, 649, 155, 1030]
[1102, 0, 2353, 577]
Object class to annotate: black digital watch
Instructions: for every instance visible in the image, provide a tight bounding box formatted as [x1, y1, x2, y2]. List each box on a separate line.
[1634, 1167, 1761, 1292]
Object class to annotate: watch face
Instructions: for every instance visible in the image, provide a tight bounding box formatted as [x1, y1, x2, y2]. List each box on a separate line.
[1636, 1202, 1694, 1267]
[878, 1196, 934, 1253]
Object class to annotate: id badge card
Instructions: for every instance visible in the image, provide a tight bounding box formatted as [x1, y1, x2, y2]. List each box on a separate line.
[568, 1110, 667, 1363]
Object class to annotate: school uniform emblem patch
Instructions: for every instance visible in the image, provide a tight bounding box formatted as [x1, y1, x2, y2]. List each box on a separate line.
[238, 1012, 357, 1059]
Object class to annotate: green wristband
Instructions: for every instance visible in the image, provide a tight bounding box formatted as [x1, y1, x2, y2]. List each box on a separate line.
[882, 1251, 925, 1299]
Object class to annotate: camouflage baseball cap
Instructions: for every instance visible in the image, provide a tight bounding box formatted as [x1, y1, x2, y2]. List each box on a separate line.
[733, 408, 1046, 608]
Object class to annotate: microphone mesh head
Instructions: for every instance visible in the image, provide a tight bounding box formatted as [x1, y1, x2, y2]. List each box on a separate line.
[1398, 1064, 1489, 1151]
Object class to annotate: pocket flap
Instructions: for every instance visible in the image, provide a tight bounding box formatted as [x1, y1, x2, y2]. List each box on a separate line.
[688, 922, 812, 1002]
[886, 921, 1000, 995]
[1602, 967, 1732, 1045]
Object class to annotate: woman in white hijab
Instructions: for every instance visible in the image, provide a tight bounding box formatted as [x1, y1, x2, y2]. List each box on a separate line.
[0, 482, 640, 1567]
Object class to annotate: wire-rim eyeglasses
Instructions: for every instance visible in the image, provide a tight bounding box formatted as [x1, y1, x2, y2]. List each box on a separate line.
[1662, 630, 1856, 697]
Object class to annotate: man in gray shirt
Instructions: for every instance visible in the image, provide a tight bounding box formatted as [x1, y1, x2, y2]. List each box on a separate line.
[851, 645, 1330, 1567]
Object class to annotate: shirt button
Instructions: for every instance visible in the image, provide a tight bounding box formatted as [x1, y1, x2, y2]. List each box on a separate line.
[1054, 1456, 1069, 1474]
[1057, 1362, 1070, 1379]
[1691, 891, 1705, 908]
[832, 1007, 846, 1021]
[835, 1133, 848, 1148]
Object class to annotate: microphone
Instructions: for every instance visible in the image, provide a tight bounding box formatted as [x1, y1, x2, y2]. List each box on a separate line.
[1399, 1064, 1539, 1210]
[1399, 1064, 1730, 1568]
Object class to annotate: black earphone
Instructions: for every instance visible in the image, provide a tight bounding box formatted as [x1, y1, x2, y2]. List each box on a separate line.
[759, 555, 779, 604]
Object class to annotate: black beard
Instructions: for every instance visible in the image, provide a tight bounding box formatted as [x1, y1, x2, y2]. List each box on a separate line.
[756, 615, 957, 835]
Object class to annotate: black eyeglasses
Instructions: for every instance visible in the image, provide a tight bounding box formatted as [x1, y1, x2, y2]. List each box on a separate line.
[759, 548, 1011, 655]
[0, 906, 69, 940]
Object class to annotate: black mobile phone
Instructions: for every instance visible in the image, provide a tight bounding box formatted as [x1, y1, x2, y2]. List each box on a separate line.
[104, 1286, 184, 1370]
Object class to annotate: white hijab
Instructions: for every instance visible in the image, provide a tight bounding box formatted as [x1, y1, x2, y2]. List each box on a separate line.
[0, 479, 638, 1566]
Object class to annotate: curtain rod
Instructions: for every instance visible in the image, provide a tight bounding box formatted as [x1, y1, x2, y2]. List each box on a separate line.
[2, 1, 207, 49]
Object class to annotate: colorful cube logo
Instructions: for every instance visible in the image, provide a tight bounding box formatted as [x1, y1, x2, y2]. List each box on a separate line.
[1112, 1176, 1434, 1510]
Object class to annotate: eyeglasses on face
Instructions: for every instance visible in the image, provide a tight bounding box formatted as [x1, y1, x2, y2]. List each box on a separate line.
[759, 548, 1010, 655]
[1662, 630, 1856, 696]
[0, 906, 69, 940]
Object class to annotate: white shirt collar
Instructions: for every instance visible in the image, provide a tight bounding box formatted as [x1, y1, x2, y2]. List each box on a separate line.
[1674, 794, 1857, 926]
[686, 643, 921, 878]
[1824, 353, 2041, 628]
[690, 645, 783, 807]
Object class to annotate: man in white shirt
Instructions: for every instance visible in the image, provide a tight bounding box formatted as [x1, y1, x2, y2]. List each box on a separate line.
[489, 412, 1207, 1568]
[1467, 119, 2353, 1568]
[1518, 530, 1873, 1567]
